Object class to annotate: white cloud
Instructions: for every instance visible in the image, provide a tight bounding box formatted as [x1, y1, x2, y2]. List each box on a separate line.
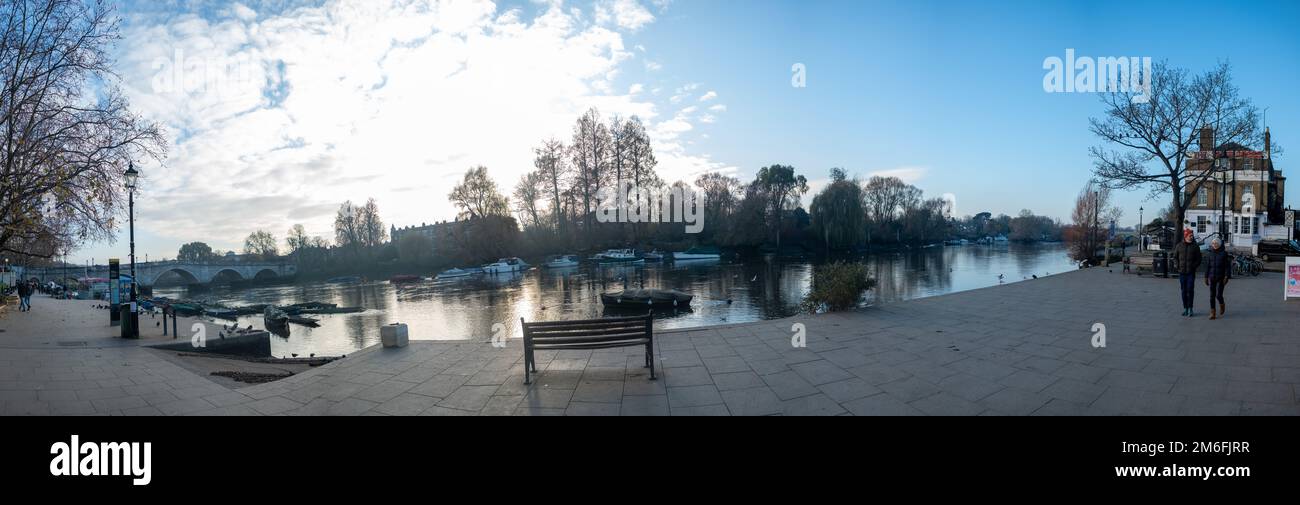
[708, 104, 726, 112]
[867, 166, 929, 184]
[698, 90, 717, 102]
[699, 113, 716, 124]
[595, 0, 655, 31]
[103, 0, 725, 256]
[644, 60, 662, 71]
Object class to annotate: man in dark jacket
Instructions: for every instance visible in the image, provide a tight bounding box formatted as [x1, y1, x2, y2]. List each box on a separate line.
[1203, 237, 1231, 319]
[1170, 228, 1202, 316]
[16, 279, 31, 311]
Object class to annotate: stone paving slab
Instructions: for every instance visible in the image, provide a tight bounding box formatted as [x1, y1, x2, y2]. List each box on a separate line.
[3, 267, 1298, 415]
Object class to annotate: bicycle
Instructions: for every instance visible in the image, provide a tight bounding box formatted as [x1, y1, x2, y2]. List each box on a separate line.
[1231, 255, 1262, 277]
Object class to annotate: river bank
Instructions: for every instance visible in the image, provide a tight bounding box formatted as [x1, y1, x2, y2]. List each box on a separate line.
[3, 267, 1296, 415]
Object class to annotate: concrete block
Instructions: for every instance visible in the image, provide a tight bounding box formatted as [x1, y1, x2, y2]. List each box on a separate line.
[381, 323, 409, 348]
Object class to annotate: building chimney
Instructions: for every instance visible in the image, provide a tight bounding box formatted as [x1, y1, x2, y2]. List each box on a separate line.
[1264, 127, 1271, 158]
[1199, 125, 1214, 152]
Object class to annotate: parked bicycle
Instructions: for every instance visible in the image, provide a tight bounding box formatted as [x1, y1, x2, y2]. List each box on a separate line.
[1231, 255, 1262, 277]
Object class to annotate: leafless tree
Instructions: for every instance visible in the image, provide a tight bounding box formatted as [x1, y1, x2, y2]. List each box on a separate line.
[533, 137, 568, 233]
[512, 171, 543, 231]
[357, 197, 386, 247]
[1090, 62, 1261, 230]
[0, 0, 166, 258]
[449, 165, 509, 219]
[569, 108, 610, 237]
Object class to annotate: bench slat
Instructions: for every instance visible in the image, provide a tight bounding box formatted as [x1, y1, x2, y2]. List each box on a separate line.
[530, 333, 648, 345]
[523, 315, 649, 328]
[528, 326, 647, 338]
[533, 338, 651, 350]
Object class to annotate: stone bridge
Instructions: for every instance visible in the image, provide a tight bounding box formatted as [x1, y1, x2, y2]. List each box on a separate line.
[28, 261, 297, 287]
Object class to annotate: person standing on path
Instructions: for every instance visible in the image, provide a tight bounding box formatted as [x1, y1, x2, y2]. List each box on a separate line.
[1204, 237, 1231, 319]
[1170, 228, 1202, 317]
[16, 279, 31, 312]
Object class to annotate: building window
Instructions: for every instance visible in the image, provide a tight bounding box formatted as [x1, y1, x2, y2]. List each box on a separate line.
[1196, 215, 1208, 233]
[1244, 159, 1254, 170]
[1197, 187, 1208, 206]
[1252, 216, 1259, 235]
[1243, 184, 1253, 196]
[1217, 158, 1230, 170]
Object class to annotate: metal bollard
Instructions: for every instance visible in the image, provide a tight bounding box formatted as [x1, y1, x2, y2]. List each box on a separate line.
[162, 310, 168, 336]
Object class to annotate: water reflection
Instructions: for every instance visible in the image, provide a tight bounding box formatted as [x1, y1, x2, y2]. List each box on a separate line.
[154, 242, 1073, 357]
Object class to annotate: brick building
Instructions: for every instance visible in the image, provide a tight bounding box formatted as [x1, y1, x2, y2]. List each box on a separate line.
[1184, 127, 1288, 249]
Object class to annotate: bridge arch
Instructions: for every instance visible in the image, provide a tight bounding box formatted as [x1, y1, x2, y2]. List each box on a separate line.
[253, 268, 279, 281]
[210, 269, 245, 284]
[151, 268, 201, 286]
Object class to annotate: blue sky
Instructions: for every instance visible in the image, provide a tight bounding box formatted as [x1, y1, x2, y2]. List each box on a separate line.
[69, 0, 1299, 264]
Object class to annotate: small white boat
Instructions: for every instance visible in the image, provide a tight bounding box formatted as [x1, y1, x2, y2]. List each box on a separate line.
[641, 250, 665, 261]
[672, 246, 721, 261]
[435, 267, 482, 280]
[482, 257, 530, 274]
[543, 255, 580, 268]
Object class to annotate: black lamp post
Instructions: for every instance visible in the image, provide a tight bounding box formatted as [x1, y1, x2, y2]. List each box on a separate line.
[124, 163, 139, 338]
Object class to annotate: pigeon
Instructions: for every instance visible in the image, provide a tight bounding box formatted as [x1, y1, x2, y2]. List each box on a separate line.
[997, 274, 1005, 283]
[309, 353, 315, 358]
[291, 353, 298, 358]
[1032, 274, 1038, 279]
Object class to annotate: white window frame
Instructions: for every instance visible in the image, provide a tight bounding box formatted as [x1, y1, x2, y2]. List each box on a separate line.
[1244, 159, 1254, 170]
[1196, 215, 1208, 233]
[1197, 187, 1208, 206]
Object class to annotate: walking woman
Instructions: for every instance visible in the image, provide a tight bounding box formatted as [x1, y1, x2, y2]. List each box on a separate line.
[1170, 228, 1202, 316]
[1204, 238, 1231, 319]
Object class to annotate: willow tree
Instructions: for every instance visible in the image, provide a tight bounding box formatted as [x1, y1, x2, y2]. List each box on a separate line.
[1, 0, 166, 258]
[809, 168, 865, 252]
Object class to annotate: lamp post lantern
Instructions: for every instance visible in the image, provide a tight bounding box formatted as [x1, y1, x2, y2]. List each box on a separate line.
[124, 163, 139, 338]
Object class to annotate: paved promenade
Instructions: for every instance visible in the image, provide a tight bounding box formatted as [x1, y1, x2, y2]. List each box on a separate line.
[2, 267, 1298, 415]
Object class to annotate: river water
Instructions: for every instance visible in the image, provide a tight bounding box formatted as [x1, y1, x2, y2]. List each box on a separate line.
[154, 242, 1075, 357]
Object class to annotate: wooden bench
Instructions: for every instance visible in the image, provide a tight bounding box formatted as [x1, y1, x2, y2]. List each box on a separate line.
[520, 314, 655, 385]
[1128, 255, 1154, 275]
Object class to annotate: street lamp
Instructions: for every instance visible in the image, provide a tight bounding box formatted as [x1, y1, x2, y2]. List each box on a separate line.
[124, 163, 139, 338]
[1139, 206, 1144, 250]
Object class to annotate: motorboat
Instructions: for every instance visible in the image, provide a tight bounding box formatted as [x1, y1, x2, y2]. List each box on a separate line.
[435, 267, 482, 280]
[641, 250, 665, 261]
[596, 249, 642, 264]
[672, 246, 721, 261]
[600, 288, 693, 308]
[542, 255, 580, 268]
[482, 257, 530, 274]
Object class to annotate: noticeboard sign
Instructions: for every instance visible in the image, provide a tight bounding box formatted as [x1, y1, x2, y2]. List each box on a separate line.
[1286, 257, 1300, 301]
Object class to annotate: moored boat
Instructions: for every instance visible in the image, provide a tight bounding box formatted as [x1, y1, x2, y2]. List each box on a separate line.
[596, 249, 644, 265]
[435, 267, 482, 280]
[641, 250, 665, 261]
[482, 257, 530, 274]
[542, 255, 580, 268]
[600, 288, 693, 308]
[672, 246, 721, 261]
[389, 274, 423, 284]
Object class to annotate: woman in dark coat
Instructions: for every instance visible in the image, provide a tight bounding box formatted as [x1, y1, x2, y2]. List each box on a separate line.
[1203, 237, 1231, 319]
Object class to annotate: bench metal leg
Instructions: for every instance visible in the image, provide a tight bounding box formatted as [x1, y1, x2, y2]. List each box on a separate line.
[646, 344, 656, 380]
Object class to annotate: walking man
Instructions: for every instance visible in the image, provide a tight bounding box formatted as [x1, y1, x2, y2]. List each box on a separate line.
[1204, 238, 1231, 319]
[17, 279, 31, 312]
[1170, 228, 1202, 316]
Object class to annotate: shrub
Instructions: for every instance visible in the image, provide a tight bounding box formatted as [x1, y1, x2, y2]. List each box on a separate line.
[801, 261, 876, 313]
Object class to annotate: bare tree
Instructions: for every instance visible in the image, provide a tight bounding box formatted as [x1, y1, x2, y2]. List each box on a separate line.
[533, 138, 568, 233]
[1067, 182, 1123, 262]
[449, 165, 509, 219]
[0, 0, 166, 258]
[357, 197, 386, 247]
[334, 201, 361, 249]
[512, 171, 543, 231]
[569, 108, 611, 237]
[243, 230, 278, 259]
[1090, 62, 1261, 230]
[285, 224, 309, 255]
